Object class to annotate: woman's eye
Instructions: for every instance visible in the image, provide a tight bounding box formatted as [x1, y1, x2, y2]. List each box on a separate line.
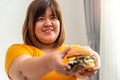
[37, 17, 44, 21]
[51, 16, 58, 20]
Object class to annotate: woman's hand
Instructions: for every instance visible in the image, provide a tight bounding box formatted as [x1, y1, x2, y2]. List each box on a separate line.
[47, 48, 71, 75]
[75, 47, 101, 79]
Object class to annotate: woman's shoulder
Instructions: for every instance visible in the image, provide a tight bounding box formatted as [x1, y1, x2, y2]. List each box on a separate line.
[9, 43, 36, 49]
[9, 43, 30, 47]
[7, 43, 38, 53]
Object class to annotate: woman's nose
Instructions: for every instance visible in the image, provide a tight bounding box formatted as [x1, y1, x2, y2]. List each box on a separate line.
[43, 19, 52, 27]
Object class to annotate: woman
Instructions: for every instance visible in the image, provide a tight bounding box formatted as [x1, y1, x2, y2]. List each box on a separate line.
[5, 0, 100, 80]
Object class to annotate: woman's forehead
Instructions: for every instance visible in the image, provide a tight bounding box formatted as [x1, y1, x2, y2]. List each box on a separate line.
[38, 6, 57, 17]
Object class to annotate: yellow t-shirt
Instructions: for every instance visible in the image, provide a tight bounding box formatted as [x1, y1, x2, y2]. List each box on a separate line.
[5, 44, 80, 80]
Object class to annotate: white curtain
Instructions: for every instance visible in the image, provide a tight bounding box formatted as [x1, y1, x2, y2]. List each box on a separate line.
[100, 0, 120, 80]
[84, 0, 100, 80]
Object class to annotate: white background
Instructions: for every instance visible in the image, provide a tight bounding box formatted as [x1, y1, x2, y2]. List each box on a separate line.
[0, 0, 87, 79]
[100, 0, 120, 79]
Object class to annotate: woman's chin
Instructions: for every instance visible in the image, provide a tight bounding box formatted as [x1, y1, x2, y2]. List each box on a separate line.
[41, 39, 56, 44]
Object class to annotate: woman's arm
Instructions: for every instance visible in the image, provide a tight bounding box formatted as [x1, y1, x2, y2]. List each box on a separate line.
[9, 54, 52, 80]
[9, 48, 70, 80]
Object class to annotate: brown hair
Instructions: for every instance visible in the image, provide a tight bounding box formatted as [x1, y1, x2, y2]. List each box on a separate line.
[22, 0, 65, 48]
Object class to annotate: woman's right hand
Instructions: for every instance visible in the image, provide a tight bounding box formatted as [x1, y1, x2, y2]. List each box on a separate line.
[47, 48, 71, 75]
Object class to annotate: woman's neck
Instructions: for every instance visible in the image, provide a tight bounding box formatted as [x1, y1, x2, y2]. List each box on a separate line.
[39, 44, 57, 54]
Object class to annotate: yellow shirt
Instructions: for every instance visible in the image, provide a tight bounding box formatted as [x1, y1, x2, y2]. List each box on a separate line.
[5, 44, 80, 80]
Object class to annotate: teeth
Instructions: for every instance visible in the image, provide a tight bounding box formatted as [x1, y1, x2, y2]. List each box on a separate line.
[42, 27, 53, 31]
[44, 29, 52, 32]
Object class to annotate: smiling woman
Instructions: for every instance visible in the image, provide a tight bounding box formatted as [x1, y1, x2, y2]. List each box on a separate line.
[34, 7, 60, 45]
[1, 0, 100, 80]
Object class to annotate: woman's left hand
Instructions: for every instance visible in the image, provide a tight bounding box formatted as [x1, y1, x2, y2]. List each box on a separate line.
[75, 67, 99, 79]
[75, 47, 101, 79]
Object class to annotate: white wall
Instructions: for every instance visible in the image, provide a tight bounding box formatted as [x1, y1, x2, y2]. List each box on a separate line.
[0, 0, 87, 79]
[58, 0, 88, 45]
[0, 0, 32, 79]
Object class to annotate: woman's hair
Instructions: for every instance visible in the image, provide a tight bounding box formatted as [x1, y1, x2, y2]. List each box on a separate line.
[22, 0, 65, 48]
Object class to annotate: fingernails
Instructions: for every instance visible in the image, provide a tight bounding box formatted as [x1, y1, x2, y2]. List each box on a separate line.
[88, 69, 92, 71]
[78, 70, 84, 73]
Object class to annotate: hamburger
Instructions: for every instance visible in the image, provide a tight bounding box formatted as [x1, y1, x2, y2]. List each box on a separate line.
[66, 46, 96, 74]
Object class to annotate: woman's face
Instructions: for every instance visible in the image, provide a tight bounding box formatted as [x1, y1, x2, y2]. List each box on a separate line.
[35, 7, 60, 44]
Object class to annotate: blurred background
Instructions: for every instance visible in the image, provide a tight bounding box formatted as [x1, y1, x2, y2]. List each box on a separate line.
[0, 0, 120, 80]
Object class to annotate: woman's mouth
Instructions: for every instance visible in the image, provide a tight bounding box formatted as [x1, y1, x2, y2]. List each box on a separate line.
[42, 28, 54, 34]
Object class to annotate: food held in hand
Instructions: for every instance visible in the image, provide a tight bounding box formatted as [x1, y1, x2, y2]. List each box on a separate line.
[66, 47, 95, 74]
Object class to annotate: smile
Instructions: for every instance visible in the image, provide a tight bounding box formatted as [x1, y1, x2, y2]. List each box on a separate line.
[42, 28, 54, 32]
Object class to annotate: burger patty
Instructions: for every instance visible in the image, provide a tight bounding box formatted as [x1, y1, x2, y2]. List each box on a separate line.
[67, 56, 94, 74]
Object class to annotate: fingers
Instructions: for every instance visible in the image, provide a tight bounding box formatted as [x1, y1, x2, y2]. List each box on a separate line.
[55, 67, 68, 75]
[61, 47, 71, 58]
[54, 57, 71, 75]
[55, 63, 70, 75]
[50, 48, 71, 75]
[58, 60, 71, 70]
[91, 51, 101, 68]
[77, 69, 98, 78]
[85, 47, 101, 69]
[76, 64, 99, 77]
[75, 72, 88, 79]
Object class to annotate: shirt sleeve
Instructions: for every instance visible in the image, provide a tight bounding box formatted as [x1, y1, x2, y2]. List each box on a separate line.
[5, 44, 32, 75]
